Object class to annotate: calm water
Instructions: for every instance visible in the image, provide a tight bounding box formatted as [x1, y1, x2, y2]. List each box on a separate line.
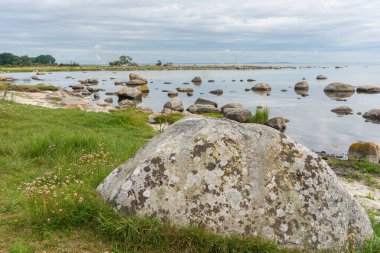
[6, 64, 380, 154]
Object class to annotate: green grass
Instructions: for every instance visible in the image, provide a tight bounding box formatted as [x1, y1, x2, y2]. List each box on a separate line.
[1, 100, 379, 252]
[0, 82, 59, 92]
[328, 159, 380, 176]
[154, 113, 183, 124]
[248, 107, 269, 124]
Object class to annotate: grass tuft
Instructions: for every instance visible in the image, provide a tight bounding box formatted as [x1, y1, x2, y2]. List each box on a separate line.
[248, 107, 269, 124]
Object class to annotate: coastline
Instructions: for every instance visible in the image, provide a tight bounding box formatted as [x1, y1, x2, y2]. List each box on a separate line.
[0, 65, 296, 73]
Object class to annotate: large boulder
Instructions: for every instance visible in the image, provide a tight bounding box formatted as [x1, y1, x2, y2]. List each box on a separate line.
[117, 87, 142, 100]
[98, 117, 373, 249]
[324, 83, 355, 92]
[223, 108, 252, 123]
[348, 142, 380, 164]
[163, 97, 184, 112]
[356, 85, 380, 94]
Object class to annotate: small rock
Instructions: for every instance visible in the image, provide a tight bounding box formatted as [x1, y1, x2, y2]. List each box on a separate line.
[168, 91, 178, 98]
[177, 87, 194, 92]
[118, 99, 136, 108]
[294, 81, 309, 90]
[126, 80, 146, 85]
[129, 73, 147, 83]
[209, 89, 223, 96]
[191, 76, 202, 83]
[104, 97, 113, 103]
[331, 106, 353, 115]
[252, 83, 271, 91]
[223, 108, 252, 123]
[117, 87, 142, 100]
[194, 98, 218, 108]
[163, 97, 184, 112]
[316, 75, 327, 80]
[356, 85, 380, 94]
[221, 103, 244, 112]
[266, 117, 289, 132]
[324, 83, 355, 92]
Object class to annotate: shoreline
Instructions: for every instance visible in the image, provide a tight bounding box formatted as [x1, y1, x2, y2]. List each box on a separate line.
[0, 65, 297, 73]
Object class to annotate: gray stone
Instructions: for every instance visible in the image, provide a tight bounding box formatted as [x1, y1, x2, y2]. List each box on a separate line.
[331, 106, 353, 115]
[104, 97, 114, 103]
[316, 75, 327, 80]
[266, 117, 289, 132]
[324, 83, 355, 92]
[191, 76, 202, 83]
[117, 87, 142, 100]
[126, 80, 146, 85]
[194, 98, 218, 108]
[294, 81, 309, 90]
[221, 103, 244, 112]
[72, 84, 85, 90]
[363, 109, 380, 123]
[163, 97, 184, 112]
[356, 85, 380, 94]
[98, 117, 373, 249]
[252, 83, 271, 91]
[118, 99, 136, 108]
[223, 108, 252, 123]
[168, 91, 178, 98]
[129, 73, 147, 83]
[209, 89, 223, 96]
[177, 87, 194, 92]
[187, 104, 221, 114]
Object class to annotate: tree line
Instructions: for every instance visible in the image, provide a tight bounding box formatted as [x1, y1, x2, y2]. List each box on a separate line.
[0, 52, 56, 66]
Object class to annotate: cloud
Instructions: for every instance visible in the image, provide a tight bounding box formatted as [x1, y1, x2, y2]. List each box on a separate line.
[0, 0, 379, 63]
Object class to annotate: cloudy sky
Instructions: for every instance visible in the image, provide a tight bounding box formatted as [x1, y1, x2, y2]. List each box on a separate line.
[1, 0, 380, 64]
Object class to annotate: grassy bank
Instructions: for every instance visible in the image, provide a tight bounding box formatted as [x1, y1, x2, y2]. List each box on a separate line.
[0, 100, 379, 252]
[0, 64, 287, 73]
[0, 82, 59, 92]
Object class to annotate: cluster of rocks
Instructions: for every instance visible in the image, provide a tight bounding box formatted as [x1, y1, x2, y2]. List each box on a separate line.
[0, 76, 15, 82]
[98, 117, 373, 250]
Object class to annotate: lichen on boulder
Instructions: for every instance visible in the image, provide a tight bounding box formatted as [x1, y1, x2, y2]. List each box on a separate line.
[98, 117, 373, 249]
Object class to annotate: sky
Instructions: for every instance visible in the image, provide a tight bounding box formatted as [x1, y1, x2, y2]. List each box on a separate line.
[1, 0, 380, 64]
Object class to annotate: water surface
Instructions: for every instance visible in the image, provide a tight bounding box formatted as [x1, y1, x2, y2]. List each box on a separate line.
[6, 64, 380, 154]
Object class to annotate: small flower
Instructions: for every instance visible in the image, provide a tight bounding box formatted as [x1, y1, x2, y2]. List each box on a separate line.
[79, 197, 84, 203]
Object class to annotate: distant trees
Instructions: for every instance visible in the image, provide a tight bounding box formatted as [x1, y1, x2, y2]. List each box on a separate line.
[109, 55, 138, 66]
[0, 52, 56, 66]
[156, 60, 162, 66]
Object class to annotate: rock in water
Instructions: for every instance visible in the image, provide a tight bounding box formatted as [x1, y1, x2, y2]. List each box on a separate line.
[98, 118, 373, 249]
[294, 81, 309, 91]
